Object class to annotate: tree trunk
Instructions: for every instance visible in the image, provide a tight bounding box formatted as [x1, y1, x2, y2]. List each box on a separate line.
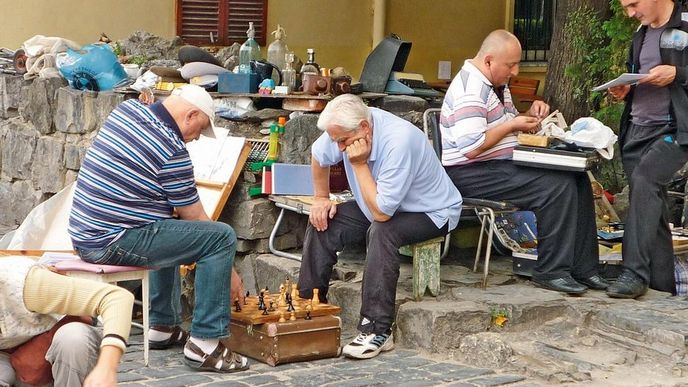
[543, 0, 611, 121]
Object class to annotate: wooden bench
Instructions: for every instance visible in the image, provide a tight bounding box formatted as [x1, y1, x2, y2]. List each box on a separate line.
[508, 76, 543, 113]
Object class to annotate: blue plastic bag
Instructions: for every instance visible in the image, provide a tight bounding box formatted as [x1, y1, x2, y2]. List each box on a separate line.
[56, 44, 127, 91]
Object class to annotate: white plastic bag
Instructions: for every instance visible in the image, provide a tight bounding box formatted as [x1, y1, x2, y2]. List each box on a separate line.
[564, 117, 618, 160]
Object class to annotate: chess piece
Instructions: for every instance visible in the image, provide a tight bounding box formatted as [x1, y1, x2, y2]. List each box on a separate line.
[268, 301, 275, 312]
[305, 304, 312, 320]
[258, 291, 265, 310]
[291, 283, 298, 300]
[244, 290, 249, 305]
[286, 293, 295, 312]
[262, 306, 269, 315]
[278, 284, 286, 307]
[312, 288, 321, 306]
[234, 298, 242, 312]
[278, 311, 286, 323]
[289, 311, 296, 321]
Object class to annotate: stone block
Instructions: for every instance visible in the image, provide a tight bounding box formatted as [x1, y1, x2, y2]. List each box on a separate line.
[1, 118, 37, 180]
[237, 233, 299, 254]
[395, 301, 491, 352]
[31, 136, 66, 193]
[254, 254, 301, 293]
[54, 87, 123, 134]
[369, 95, 429, 113]
[0, 180, 41, 225]
[64, 143, 83, 170]
[220, 197, 278, 240]
[457, 333, 513, 368]
[280, 114, 321, 164]
[19, 77, 67, 134]
[327, 281, 363, 331]
[64, 170, 79, 186]
[0, 75, 26, 118]
[235, 253, 257, 294]
[242, 108, 290, 122]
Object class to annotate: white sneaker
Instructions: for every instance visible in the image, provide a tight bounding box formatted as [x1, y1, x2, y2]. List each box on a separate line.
[342, 331, 394, 359]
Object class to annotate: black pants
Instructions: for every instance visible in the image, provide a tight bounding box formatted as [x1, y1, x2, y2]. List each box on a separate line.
[297, 202, 447, 334]
[445, 160, 599, 281]
[621, 123, 688, 292]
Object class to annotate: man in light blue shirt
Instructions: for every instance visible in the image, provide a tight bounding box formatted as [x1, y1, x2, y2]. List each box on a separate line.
[297, 94, 462, 360]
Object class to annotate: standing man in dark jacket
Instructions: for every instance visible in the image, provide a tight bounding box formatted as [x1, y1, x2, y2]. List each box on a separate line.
[607, 0, 688, 298]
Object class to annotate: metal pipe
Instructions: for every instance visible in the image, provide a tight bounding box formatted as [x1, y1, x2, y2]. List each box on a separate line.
[372, 0, 387, 47]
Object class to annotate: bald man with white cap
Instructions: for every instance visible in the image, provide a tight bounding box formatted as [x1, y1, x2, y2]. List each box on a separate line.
[69, 84, 250, 373]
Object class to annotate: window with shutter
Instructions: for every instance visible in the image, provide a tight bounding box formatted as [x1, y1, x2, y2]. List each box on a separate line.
[176, 0, 267, 46]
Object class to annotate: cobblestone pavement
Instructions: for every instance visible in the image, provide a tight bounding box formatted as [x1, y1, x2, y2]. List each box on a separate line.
[118, 332, 534, 387]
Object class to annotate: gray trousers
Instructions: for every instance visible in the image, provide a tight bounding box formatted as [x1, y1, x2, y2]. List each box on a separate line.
[0, 322, 100, 387]
[621, 123, 688, 292]
[297, 202, 447, 334]
[445, 160, 599, 281]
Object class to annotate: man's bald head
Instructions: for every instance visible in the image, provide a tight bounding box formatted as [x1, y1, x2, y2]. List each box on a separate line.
[477, 29, 521, 58]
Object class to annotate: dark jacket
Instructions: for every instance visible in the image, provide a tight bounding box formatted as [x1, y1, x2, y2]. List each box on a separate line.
[620, 2, 688, 147]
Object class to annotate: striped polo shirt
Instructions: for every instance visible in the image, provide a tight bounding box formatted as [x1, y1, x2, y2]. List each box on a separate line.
[69, 100, 199, 250]
[440, 60, 519, 166]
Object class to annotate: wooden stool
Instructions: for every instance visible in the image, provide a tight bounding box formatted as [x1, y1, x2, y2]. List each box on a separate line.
[400, 236, 446, 301]
[54, 259, 150, 366]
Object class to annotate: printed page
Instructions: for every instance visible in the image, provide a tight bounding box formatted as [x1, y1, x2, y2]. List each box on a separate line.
[592, 73, 647, 92]
[186, 128, 246, 183]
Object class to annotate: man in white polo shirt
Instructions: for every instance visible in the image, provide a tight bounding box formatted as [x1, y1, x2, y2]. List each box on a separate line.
[441, 30, 608, 295]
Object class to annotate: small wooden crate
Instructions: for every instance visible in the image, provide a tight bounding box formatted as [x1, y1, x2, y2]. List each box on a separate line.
[517, 133, 550, 147]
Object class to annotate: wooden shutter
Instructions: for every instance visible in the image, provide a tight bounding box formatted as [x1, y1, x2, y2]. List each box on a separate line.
[225, 0, 267, 46]
[176, 0, 267, 46]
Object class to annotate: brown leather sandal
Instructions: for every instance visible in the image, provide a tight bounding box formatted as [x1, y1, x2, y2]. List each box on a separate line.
[183, 340, 249, 373]
[149, 326, 190, 349]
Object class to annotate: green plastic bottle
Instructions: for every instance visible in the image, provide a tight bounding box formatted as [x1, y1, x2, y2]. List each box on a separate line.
[267, 122, 279, 161]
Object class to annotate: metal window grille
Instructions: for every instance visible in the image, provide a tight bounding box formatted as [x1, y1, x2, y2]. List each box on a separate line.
[513, 0, 557, 62]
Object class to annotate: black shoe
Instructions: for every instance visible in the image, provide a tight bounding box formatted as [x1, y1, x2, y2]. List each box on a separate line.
[574, 274, 610, 290]
[533, 276, 587, 295]
[606, 269, 648, 299]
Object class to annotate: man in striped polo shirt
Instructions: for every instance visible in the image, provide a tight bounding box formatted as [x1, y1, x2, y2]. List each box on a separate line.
[441, 30, 609, 295]
[69, 85, 249, 373]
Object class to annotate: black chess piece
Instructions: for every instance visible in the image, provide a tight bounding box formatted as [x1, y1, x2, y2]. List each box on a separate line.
[305, 310, 312, 320]
[234, 299, 242, 312]
[286, 294, 295, 312]
[268, 301, 275, 312]
[262, 307, 269, 315]
[244, 290, 249, 305]
[258, 292, 265, 310]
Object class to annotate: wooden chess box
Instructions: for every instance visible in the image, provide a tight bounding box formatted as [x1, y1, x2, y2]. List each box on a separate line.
[227, 296, 342, 366]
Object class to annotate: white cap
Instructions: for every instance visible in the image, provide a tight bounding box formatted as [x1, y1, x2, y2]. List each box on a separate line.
[171, 84, 218, 138]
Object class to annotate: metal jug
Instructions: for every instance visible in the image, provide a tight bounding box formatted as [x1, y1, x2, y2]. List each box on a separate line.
[250, 60, 283, 86]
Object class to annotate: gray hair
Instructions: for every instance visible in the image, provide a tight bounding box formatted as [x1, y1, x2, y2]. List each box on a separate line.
[317, 94, 372, 132]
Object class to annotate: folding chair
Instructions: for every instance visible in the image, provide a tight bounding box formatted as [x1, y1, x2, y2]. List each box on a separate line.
[423, 108, 518, 288]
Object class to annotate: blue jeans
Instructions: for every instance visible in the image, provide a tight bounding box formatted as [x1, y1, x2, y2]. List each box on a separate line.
[77, 219, 236, 339]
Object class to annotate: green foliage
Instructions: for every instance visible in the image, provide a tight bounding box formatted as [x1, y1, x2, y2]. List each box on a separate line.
[127, 56, 148, 66]
[562, 0, 636, 192]
[112, 42, 123, 57]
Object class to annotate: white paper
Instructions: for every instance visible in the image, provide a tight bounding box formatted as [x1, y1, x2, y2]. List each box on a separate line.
[592, 73, 647, 92]
[186, 128, 246, 183]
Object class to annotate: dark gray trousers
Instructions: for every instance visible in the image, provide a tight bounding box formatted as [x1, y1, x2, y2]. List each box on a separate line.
[297, 201, 447, 334]
[621, 123, 688, 292]
[445, 160, 599, 281]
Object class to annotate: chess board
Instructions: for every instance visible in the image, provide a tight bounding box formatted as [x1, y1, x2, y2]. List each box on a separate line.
[231, 295, 341, 325]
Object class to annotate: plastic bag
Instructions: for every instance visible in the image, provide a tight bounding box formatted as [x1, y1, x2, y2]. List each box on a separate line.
[56, 44, 127, 91]
[564, 117, 618, 160]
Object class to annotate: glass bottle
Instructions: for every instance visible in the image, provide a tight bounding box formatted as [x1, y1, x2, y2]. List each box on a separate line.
[239, 22, 261, 74]
[282, 51, 296, 91]
[300, 48, 320, 75]
[267, 24, 288, 71]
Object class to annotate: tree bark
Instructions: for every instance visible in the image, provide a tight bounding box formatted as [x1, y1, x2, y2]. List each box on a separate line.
[543, 0, 611, 121]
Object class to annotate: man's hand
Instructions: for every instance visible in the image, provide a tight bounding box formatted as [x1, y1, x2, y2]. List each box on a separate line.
[309, 197, 337, 232]
[230, 268, 245, 304]
[608, 85, 631, 101]
[526, 100, 550, 119]
[638, 65, 676, 87]
[511, 115, 541, 133]
[346, 134, 372, 165]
